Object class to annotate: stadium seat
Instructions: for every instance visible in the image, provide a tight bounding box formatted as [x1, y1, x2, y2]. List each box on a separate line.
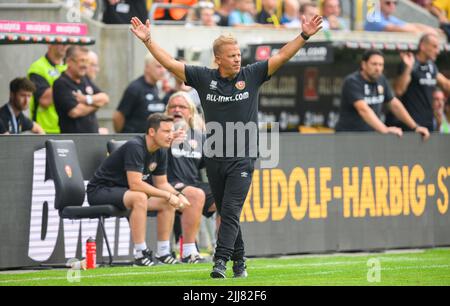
[106, 139, 157, 218]
[106, 139, 127, 155]
[45, 139, 129, 266]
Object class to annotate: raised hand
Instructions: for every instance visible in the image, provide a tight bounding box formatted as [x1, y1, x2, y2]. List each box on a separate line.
[400, 52, 415, 69]
[301, 15, 323, 37]
[130, 17, 151, 43]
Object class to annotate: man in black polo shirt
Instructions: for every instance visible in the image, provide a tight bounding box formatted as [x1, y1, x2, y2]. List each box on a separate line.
[166, 91, 216, 264]
[131, 14, 322, 278]
[336, 49, 430, 139]
[53, 46, 110, 133]
[388, 33, 450, 131]
[0, 78, 44, 135]
[102, 0, 148, 24]
[113, 54, 167, 133]
[87, 113, 190, 266]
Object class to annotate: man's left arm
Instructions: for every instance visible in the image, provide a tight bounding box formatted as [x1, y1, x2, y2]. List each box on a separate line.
[268, 15, 322, 76]
[437, 73, 450, 93]
[73, 82, 110, 108]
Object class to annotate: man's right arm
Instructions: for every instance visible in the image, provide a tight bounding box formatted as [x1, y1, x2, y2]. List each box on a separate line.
[393, 53, 414, 97]
[112, 111, 125, 133]
[131, 17, 186, 82]
[29, 74, 53, 109]
[354, 100, 403, 136]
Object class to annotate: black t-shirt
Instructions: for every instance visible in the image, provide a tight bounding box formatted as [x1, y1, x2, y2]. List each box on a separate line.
[53, 72, 101, 133]
[336, 71, 394, 132]
[88, 135, 167, 189]
[0, 103, 34, 134]
[388, 60, 438, 131]
[0, 118, 6, 134]
[184, 60, 270, 160]
[102, 0, 148, 24]
[117, 76, 166, 133]
[167, 129, 205, 185]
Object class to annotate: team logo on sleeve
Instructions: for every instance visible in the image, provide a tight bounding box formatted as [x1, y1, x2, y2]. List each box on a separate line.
[149, 162, 157, 172]
[235, 81, 246, 90]
[64, 165, 73, 178]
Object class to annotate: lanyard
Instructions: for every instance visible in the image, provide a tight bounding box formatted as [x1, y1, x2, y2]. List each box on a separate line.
[7, 103, 18, 134]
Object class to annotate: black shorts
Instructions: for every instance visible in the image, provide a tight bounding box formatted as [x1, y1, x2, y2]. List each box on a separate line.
[87, 184, 128, 211]
[170, 181, 216, 218]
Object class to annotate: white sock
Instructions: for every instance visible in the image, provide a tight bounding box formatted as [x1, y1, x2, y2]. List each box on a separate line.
[156, 240, 170, 257]
[134, 242, 147, 258]
[183, 243, 198, 258]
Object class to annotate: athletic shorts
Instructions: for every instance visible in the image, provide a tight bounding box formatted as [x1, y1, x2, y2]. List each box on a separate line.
[87, 184, 128, 211]
[170, 181, 216, 218]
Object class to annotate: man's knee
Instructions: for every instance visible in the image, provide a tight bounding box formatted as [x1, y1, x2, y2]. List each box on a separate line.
[126, 191, 148, 211]
[183, 187, 205, 211]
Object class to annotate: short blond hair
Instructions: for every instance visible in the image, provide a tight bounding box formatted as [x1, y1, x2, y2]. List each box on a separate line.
[213, 34, 238, 56]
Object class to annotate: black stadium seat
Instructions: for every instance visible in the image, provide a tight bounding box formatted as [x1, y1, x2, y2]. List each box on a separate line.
[106, 139, 127, 155]
[45, 139, 129, 266]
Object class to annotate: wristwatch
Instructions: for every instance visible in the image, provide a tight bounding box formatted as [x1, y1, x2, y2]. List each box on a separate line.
[86, 95, 93, 105]
[300, 32, 310, 41]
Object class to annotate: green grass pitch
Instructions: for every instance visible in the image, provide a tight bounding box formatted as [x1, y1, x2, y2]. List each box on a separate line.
[1, 248, 449, 286]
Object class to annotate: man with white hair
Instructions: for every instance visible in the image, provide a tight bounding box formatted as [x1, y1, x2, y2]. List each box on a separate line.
[87, 50, 100, 81]
[113, 54, 167, 133]
[165, 91, 216, 263]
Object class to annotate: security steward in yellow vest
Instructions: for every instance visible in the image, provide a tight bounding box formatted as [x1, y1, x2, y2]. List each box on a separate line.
[28, 44, 68, 134]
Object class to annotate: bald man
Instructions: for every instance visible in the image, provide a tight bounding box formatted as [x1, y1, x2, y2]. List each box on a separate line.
[113, 54, 167, 133]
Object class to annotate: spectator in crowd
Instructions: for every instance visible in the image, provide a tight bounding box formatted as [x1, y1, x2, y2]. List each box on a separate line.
[0, 78, 44, 135]
[86, 50, 110, 134]
[389, 33, 450, 131]
[364, 0, 439, 35]
[432, 88, 450, 132]
[86, 50, 100, 82]
[411, 0, 432, 8]
[102, 0, 148, 24]
[228, 0, 256, 26]
[300, 2, 320, 24]
[430, 0, 450, 23]
[321, 0, 349, 30]
[162, 58, 202, 111]
[165, 91, 217, 263]
[335, 49, 430, 140]
[28, 44, 68, 134]
[215, 0, 236, 26]
[113, 54, 167, 133]
[152, 0, 198, 22]
[53, 46, 109, 133]
[87, 113, 189, 266]
[429, 0, 450, 39]
[199, 5, 218, 26]
[256, 0, 281, 27]
[281, 0, 301, 28]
